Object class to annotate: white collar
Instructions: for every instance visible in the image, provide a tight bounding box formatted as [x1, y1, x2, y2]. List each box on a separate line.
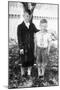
[24, 21, 30, 29]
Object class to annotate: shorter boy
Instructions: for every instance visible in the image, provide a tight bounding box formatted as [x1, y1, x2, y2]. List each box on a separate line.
[35, 19, 52, 77]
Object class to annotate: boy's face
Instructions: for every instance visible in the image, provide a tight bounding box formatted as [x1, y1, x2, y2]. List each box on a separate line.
[40, 23, 47, 31]
[23, 12, 30, 23]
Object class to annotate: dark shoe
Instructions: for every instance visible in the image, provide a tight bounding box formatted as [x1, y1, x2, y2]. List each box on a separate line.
[38, 75, 44, 80]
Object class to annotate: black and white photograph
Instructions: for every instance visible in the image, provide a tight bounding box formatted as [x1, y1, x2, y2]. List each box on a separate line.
[8, 1, 59, 89]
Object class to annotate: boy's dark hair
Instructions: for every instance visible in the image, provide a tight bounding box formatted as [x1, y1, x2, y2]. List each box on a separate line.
[24, 8, 32, 15]
[40, 19, 47, 24]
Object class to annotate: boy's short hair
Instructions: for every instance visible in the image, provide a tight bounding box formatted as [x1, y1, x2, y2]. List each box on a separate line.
[40, 19, 47, 24]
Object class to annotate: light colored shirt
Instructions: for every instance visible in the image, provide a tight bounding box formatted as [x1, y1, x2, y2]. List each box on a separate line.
[35, 31, 52, 48]
[24, 21, 30, 29]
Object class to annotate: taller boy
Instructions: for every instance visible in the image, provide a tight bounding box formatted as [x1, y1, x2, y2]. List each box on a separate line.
[17, 9, 37, 77]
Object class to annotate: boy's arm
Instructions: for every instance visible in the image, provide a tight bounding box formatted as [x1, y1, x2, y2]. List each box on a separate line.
[48, 42, 51, 55]
[48, 34, 52, 55]
[33, 23, 39, 33]
[17, 25, 24, 54]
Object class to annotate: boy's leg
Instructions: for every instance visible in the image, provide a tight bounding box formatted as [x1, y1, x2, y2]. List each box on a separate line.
[27, 67, 32, 76]
[27, 67, 32, 80]
[42, 48, 48, 76]
[38, 63, 44, 77]
[36, 47, 42, 77]
[41, 63, 45, 76]
[38, 65, 41, 76]
[21, 67, 25, 76]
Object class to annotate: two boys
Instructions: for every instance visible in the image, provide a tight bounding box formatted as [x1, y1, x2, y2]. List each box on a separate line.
[17, 7, 51, 78]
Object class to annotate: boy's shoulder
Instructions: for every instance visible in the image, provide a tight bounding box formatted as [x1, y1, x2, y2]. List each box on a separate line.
[35, 30, 51, 37]
[35, 30, 42, 38]
[18, 22, 24, 27]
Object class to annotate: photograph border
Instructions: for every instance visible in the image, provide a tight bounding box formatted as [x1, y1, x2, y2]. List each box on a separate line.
[8, 1, 59, 88]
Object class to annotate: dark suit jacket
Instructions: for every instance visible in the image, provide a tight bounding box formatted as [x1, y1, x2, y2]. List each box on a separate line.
[17, 21, 38, 67]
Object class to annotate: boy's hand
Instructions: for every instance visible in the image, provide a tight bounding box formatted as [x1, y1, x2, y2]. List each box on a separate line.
[20, 49, 24, 54]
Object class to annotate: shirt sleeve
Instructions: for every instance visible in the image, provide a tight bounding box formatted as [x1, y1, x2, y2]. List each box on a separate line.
[48, 33, 52, 43]
[32, 23, 39, 33]
[17, 25, 24, 49]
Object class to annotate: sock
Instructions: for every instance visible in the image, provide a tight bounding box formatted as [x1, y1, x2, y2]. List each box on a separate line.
[28, 67, 31, 76]
[21, 67, 24, 76]
[38, 67, 41, 76]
